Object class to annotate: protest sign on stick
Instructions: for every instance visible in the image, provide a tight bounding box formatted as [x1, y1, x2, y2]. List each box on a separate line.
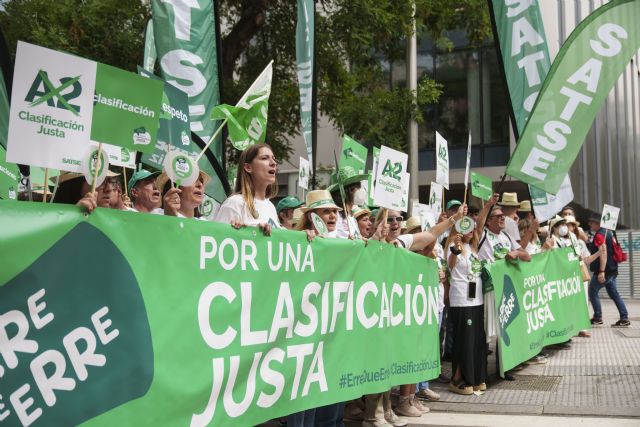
[373, 145, 407, 210]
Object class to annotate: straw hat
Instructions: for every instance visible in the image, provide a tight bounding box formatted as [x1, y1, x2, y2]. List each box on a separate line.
[352, 205, 371, 219]
[290, 208, 304, 228]
[499, 192, 520, 206]
[564, 215, 580, 227]
[156, 170, 211, 192]
[519, 200, 532, 212]
[405, 216, 422, 233]
[548, 215, 566, 230]
[301, 190, 342, 212]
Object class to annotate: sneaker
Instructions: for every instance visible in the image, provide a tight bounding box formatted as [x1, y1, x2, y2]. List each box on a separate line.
[473, 382, 487, 391]
[525, 355, 549, 365]
[448, 381, 474, 395]
[384, 409, 408, 426]
[362, 419, 393, 427]
[578, 330, 591, 337]
[416, 388, 440, 401]
[590, 318, 603, 325]
[611, 319, 631, 327]
[394, 398, 422, 417]
[411, 398, 430, 414]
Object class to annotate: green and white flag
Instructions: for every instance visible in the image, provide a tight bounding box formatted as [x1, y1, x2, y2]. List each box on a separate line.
[470, 171, 493, 201]
[529, 175, 574, 223]
[490, 0, 573, 211]
[485, 248, 590, 376]
[7, 42, 162, 172]
[143, 19, 157, 73]
[435, 131, 449, 190]
[0, 145, 19, 199]
[506, 0, 640, 194]
[296, 0, 314, 165]
[211, 62, 273, 151]
[340, 135, 368, 174]
[368, 146, 380, 207]
[601, 204, 620, 230]
[0, 201, 441, 426]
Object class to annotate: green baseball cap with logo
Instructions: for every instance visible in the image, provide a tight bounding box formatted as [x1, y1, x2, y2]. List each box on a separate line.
[276, 195, 304, 213]
[128, 169, 160, 190]
[446, 199, 462, 211]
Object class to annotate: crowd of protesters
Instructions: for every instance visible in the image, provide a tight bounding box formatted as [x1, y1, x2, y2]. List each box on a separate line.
[21, 142, 631, 427]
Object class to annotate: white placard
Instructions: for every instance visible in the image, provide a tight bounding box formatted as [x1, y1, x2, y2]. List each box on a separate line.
[601, 204, 620, 230]
[390, 172, 410, 212]
[530, 175, 574, 223]
[100, 142, 136, 168]
[428, 181, 443, 215]
[7, 42, 97, 172]
[373, 145, 408, 209]
[463, 133, 472, 187]
[412, 202, 438, 231]
[435, 131, 449, 189]
[298, 157, 310, 190]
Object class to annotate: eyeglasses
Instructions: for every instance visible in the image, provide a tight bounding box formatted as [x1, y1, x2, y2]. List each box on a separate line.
[386, 216, 403, 223]
[489, 214, 505, 219]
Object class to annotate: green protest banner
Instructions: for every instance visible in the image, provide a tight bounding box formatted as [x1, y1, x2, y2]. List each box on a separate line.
[138, 68, 195, 170]
[0, 145, 19, 199]
[485, 248, 590, 375]
[296, 0, 314, 165]
[470, 171, 492, 200]
[340, 135, 368, 174]
[211, 62, 273, 151]
[505, 0, 640, 194]
[0, 201, 441, 427]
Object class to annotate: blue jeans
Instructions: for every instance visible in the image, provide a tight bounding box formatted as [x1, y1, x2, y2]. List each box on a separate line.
[314, 402, 345, 427]
[588, 274, 628, 320]
[286, 409, 315, 427]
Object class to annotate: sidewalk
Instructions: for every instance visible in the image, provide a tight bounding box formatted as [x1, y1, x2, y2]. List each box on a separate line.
[379, 299, 640, 426]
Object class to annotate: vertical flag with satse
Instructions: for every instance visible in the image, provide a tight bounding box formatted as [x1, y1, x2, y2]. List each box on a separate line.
[429, 181, 444, 215]
[504, 1, 640, 194]
[489, 0, 574, 205]
[600, 204, 620, 230]
[373, 146, 407, 210]
[435, 131, 449, 189]
[296, 0, 314, 166]
[210, 61, 273, 151]
[340, 135, 368, 174]
[299, 157, 310, 190]
[471, 171, 493, 201]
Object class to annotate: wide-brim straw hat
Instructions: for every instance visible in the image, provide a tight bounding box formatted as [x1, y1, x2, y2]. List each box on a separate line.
[548, 215, 566, 230]
[499, 192, 520, 206]
[352, 205, 371, 219]
[405, 216, 422, 233]
[156, 170, 211, 191]
[52, 170, 120, 185]
[290, 207, 304, 227]
[564, 215, 580, 227]
[301, 189, 342, 212]
[519, 200, 532, 212]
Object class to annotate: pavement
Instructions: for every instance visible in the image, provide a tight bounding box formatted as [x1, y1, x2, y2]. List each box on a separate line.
[263, 299, 640, 426]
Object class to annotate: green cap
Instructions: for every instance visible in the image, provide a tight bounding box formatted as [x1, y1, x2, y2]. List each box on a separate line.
[446, 199, 462, 211]
[128, 169, 160, 190]
[276, 195, 303, 213]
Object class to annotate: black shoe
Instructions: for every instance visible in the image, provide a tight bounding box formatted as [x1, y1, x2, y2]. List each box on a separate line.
[503, 372, 516, 381]
[547, 342, 571, 350]
[611, 319, 631, 327]
[590, 318, 603, 325]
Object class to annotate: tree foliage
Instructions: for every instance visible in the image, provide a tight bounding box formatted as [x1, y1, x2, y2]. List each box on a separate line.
[0, 0, 492, 164]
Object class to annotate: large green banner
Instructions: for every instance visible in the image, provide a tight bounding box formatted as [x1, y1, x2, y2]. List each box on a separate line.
[485, 248, 590, 375]
[0, 202, 441, 426]
[505, 0, 640, 194]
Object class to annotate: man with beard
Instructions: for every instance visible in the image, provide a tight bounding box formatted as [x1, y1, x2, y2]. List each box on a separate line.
[127, 169, 163, 214]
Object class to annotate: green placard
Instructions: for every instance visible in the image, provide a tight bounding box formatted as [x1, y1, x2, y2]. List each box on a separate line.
[0, 145, 20, 199]
[340, 135, 368, 174]
[470, 171, 493, 200]
[485, 248, 590, 375]
[0, 201, 441, 426]
[91, 63, 163, 153]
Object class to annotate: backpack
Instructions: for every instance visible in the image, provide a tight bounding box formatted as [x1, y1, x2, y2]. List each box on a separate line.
[612, 231, 628, 263]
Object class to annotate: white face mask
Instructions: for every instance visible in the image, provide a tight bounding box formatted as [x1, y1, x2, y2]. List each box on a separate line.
[353, 188, 367, 206]
[558, 225, 569, 237]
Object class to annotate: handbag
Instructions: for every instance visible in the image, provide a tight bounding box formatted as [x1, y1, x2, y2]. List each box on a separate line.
[579, 260, 591, 281]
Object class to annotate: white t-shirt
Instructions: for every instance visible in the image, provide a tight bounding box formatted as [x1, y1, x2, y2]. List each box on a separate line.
[176, 212, 209, 221]
[336, 214, 361, 239]
[448, 243, 483, 307]
[525, 242, 541, 255]
[395, 234, 414, 250]
[127, 206, 164, 215]
[214, 194, 280, 228]
[504, 216, 521, 242]
[477, 228, 520, 262]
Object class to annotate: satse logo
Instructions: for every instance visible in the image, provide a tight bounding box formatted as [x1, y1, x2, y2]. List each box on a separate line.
[24, 70, 82, 116]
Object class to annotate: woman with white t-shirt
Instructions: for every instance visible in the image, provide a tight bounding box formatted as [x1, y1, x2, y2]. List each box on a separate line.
[445, 222, 487, 395]
[158, 171, 209, 219]
[214, 144, 279, 234]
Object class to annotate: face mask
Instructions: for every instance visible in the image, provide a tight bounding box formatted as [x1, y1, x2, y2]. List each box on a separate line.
[353, 188, 367, 206]
[558, 225, 569, 237]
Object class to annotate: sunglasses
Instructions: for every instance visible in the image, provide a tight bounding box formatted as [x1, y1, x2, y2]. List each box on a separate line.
[386, 216, 404, 223]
